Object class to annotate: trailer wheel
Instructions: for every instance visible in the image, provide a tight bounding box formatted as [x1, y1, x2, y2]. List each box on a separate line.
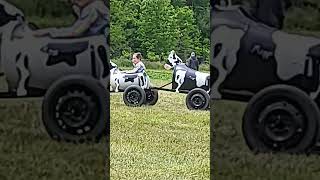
[186, 88, 210, 110]
[145, 89, 159, 106]
[123, 85, 146, 107]
[42, 75, 108, 143]
[243, 85, 319, 154]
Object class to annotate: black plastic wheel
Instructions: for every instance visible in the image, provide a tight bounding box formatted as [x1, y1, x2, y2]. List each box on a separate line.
[145, 89, 159, 106]
[243, 85, 319, 154]
[123, 85, 146, 107]
[186, 88, 210, 110]
[42, 75, 108, 143]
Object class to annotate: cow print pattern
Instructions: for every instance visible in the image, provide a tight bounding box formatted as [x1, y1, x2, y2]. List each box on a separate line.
[0, 4, 17, 27]
[210, 5, 320, 101]
[0, 1, 111, 96]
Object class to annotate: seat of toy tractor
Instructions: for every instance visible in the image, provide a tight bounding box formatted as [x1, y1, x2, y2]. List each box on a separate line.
[125, 72, 149, 87]
[123, 73, 139, 80]
[40, 41, 89, 66]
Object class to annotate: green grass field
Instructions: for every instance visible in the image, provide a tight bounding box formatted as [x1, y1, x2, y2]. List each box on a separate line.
[0, 98, 106, 179]
[214, 100, 320, 180]
[110, 71, 210, 179]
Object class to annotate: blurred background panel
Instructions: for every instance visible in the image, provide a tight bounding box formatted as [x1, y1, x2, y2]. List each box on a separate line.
[0, 0, 109, 179]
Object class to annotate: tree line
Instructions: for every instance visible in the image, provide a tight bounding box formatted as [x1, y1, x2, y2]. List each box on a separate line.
[111, 0, 210, 62]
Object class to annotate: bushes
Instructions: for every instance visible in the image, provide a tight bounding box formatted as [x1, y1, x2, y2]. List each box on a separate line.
[7, 0, 74, 28]
[111, 57, 165, 70]
[144, 61, 165, 69]
[8, 0, 72, 17]
[111, 0, 210, 63]
[111, 57, 133, 68]
[285, 6, 320, 31]
[28, 16, 74, 28]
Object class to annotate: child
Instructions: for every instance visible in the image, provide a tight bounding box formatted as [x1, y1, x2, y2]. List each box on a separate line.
[33, 0, 109, 38]
[124, 52, 146, 74]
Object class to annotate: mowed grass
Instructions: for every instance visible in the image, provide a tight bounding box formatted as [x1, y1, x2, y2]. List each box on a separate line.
[0, 99, 106, 179]
[110, 74, 210, 179]
[214, 100, 320, 180]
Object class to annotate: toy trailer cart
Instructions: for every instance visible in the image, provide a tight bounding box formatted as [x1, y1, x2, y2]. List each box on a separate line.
[122, 63, 210, 110]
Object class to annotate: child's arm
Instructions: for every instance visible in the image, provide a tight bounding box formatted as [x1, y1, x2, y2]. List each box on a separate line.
[126, 63, 145, 74]
[49, 10, 98, 38]
[125, 66, 140, 74]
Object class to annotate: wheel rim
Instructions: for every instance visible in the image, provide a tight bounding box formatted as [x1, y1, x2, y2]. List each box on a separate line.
[146, 90, 154, 102]
[257, 101, 306, 150]
[126, 90, 141, 105]
[190, 93, 206, 109]
[54, 88, 99, 135]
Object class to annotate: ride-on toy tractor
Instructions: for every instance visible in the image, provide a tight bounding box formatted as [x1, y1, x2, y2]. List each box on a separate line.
[109, 61, 159, 107]
[0, 1, 109, 142]
[211, 4, 320, 154]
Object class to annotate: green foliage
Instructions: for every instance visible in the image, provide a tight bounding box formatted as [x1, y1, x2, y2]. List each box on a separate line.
[7, 0, 72, 18]
[111, 57, 133, 68]
[111, 0, 210, 63]
[146, 52, 161, 62]
[285, 6, 320, 31]
[175, 6, 201, 60]
[138, 0, 178, 59]
[28, 16, 74, 28]
[112, 57, 167, 70]
[146, 69, 172, 80]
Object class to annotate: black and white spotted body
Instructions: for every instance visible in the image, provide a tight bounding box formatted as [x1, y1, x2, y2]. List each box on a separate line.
[166, 54, 210, 93]
[0, 0, 110, 97]
[211, 5, 320, 101]
[109, 62, 150, 92]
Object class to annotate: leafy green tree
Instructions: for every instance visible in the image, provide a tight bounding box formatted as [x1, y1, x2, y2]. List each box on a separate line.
[137, 0, 179, 61]
[110, 0, 210, 62]
[174, 6, 201, 60]
[110, 0, 130, 58]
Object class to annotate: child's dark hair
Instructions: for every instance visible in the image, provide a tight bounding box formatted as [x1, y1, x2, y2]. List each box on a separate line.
[134, 52, 143, 60]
